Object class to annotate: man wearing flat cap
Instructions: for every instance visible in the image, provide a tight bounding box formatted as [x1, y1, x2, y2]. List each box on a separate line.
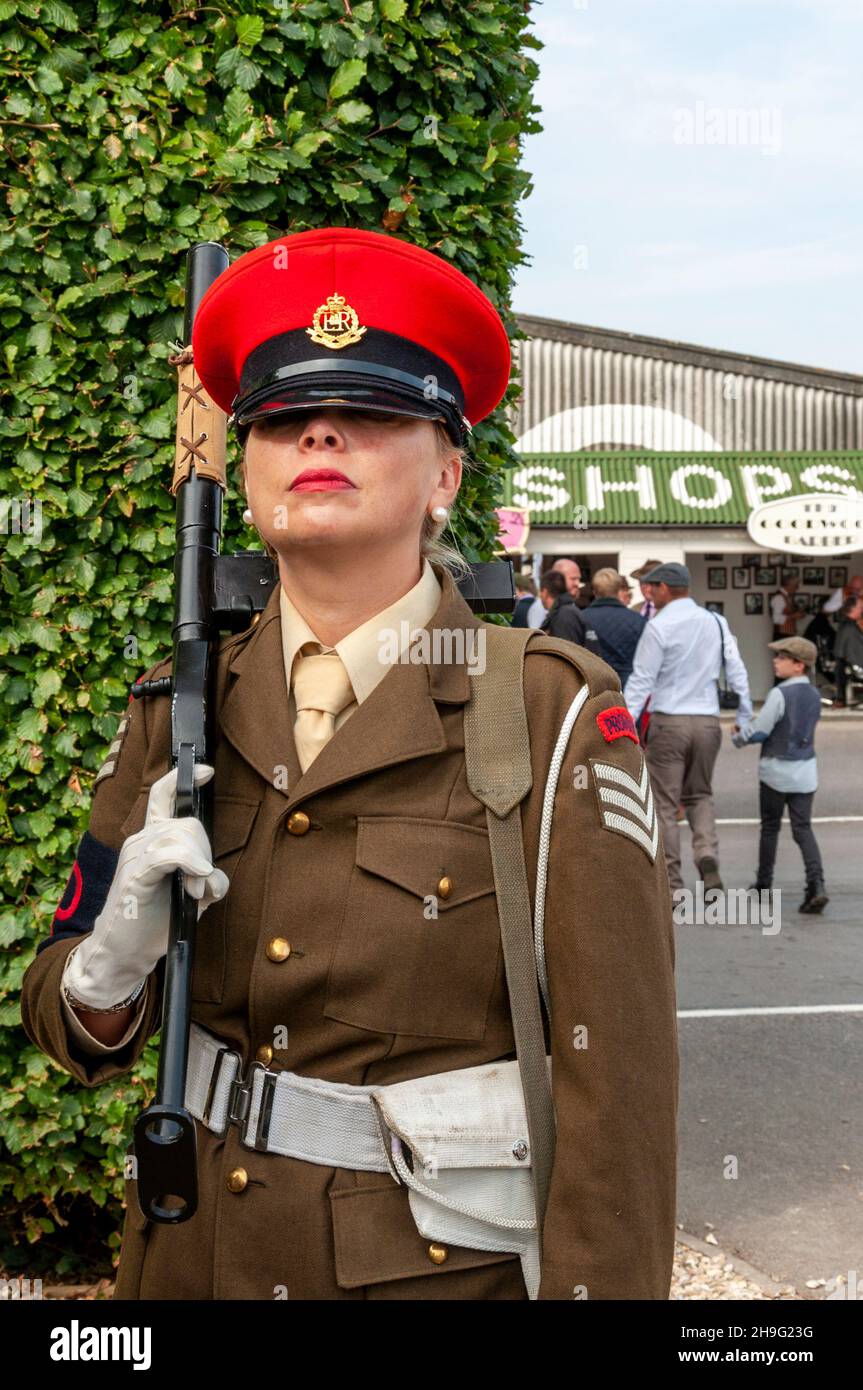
[22, 228, 678, 1301]
[625, 563, 752, 897]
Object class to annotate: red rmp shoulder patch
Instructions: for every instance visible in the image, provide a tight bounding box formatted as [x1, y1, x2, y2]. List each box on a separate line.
[596, 706, 639, 745]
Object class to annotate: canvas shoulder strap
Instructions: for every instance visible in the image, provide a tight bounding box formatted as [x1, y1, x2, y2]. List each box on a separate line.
[462, 625, 556, 1256]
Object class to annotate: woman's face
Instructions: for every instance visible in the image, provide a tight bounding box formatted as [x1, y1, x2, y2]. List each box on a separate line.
[242, 409, 461, 561]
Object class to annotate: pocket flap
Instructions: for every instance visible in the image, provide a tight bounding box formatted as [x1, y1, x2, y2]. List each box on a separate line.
[329, 1180, 517, 1289]
[212, 797, 260, 858]
[355, 817, 495, 908]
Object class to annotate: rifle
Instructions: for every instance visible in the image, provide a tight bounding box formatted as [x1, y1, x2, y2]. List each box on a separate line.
[129, 241, 517, 1224]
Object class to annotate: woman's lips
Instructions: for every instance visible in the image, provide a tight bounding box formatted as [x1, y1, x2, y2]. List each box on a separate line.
[291, 478, 355, 492]
[290, 471, 355, 492]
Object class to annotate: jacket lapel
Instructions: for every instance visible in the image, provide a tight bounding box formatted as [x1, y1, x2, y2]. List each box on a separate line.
[218, 565, 483, 810]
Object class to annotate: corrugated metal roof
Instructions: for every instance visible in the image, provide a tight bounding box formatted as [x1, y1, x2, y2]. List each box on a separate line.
[511, 334, 863, 452]
[502, 451, 863, 526]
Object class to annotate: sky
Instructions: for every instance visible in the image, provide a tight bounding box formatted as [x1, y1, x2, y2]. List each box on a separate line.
[512, 0, 863, 375]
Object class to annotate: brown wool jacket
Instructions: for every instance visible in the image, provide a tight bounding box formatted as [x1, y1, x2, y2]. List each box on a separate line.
[20, 565, 678, 1301]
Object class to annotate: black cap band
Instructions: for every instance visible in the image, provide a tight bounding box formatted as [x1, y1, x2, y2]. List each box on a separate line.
[232, 327, 469, 445]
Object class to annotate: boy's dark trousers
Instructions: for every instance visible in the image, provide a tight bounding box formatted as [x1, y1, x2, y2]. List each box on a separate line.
[757, 782, 824, 885]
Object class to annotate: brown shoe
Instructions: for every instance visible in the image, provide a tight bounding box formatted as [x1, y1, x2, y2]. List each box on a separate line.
[697, 857, 723, 893]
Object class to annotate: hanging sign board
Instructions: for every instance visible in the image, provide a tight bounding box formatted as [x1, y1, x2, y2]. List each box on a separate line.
[747, 493, 863, 556]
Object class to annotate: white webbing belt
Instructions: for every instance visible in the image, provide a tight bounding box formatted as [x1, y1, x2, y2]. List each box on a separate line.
[184, 1022, 392, 1172]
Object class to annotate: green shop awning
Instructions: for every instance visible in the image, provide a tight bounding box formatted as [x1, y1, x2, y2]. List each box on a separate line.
[503, 451, 863, 526]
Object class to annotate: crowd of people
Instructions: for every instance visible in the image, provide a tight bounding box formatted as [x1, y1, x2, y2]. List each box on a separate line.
[511, 558, 863, 915]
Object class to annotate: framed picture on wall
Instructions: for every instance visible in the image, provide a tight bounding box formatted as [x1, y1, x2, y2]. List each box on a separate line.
[704, 554, 725, 561]
[829, 566, 847, 588]
[705, 600, 724, 614]
[742, 554, 761, 566]
[780, 566, 800, 581]
[802, 566, 825, 585]
[732, 566, 749, 588]
[797, 592, 811, 613]
[744, 592, 764, 615]
[767, 554, 784, 566]
[707, 567, 727, 590]
[754, 566, 777, 586]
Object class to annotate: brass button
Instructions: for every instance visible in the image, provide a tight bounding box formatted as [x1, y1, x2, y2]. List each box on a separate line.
[437, 876, 452, 900]
[287, 810, 310, 835]
[265, 937, 291, 962]
[428, 1243, 448, 1265]
[227, 1167, 248, 1193]
[256, 1043, 273, 1065]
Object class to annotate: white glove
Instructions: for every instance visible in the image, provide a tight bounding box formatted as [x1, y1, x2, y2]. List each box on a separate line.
[62, 765, 230, 1011]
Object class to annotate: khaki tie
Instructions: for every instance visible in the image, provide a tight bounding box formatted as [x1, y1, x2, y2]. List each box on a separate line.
[292, 645, 356, 774]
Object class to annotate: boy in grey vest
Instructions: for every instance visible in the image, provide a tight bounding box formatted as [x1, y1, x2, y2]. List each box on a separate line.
[731, 637, 828, 913]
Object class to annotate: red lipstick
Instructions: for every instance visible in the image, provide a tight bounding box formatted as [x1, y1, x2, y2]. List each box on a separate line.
[289, 468, 355, 492]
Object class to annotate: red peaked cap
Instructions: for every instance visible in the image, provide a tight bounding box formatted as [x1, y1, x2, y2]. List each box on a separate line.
[191, 227, 511, 446]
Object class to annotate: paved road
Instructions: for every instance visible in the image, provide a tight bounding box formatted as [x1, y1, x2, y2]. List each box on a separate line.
[674, 719, 863, 1295]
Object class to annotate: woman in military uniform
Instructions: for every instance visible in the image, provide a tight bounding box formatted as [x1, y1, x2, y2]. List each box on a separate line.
[21, 228, 678, 1300]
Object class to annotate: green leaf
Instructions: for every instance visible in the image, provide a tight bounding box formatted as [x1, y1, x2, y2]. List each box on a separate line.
[67, 486, 95, 516]
[41, 0, 79, 30]
[33, 670, 62, 707]
[379, 0, 407, 19]
[164, 63, 187, 97]
[34, 64, 64, 95]
[234, 56, 262, 91]
[328, 58, 366, 100]
[224, 88, 251, 124]
[26, 322, 52, 354]
[104, 30, 136, 59]
[236, 14, 265, 49]
[335, 100, 372, 125]
[292, 130, 333, 159]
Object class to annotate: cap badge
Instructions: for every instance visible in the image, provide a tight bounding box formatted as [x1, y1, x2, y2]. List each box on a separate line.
[306, 293, 367, 350]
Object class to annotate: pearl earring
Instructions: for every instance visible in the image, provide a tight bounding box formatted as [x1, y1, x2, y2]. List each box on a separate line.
[431, 505, 448, 523]
[242, 508, 254, 525]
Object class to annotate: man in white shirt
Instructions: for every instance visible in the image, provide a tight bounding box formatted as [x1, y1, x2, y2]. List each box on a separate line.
[624, 563, 752, 896]
[823, 573, 863, 614]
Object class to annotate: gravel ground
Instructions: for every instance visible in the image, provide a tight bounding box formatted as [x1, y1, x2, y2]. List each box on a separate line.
[671, 1239, 800, 1300]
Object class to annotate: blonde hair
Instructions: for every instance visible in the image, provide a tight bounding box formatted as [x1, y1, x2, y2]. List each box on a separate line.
[239, 418, 475, 580]
[591, 567, 625, 598]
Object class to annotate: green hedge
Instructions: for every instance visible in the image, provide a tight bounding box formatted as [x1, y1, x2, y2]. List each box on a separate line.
[0, 0, 540, 1277]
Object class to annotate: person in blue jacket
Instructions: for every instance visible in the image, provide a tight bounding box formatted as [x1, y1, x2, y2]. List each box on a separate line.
[583, 567, 646, 685]
[731, 636, 828, 913]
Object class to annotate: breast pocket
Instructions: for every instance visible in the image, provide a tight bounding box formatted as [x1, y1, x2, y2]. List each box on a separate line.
[324, 817, 501, 1041]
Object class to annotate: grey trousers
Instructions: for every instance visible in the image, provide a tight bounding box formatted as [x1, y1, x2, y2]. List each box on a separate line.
[645, 713, 722, 891]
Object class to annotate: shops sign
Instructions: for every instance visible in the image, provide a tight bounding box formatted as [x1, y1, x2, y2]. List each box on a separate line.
[504, 452, 863, 526]
[747, 493, 863, 556]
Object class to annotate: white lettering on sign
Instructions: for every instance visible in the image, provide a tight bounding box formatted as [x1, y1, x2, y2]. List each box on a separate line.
[798, 464, 863, 498]
[511, 465, 571, 514]
[585, 464, 656, 513]
[747, 493, 863, 556]
[669, 463, 733, 510]
[740, 464, 793, 509]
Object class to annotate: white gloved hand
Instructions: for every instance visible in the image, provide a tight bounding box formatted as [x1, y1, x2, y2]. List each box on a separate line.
[62, 765, 230, 1011]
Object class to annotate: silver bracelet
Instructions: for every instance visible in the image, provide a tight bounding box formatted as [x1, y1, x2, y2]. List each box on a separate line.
[63, 978, 146, 1015]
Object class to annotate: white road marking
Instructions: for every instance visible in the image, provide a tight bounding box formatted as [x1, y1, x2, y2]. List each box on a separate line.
[679, 1004, 863, 1018]
[706, 817, 863, 825]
